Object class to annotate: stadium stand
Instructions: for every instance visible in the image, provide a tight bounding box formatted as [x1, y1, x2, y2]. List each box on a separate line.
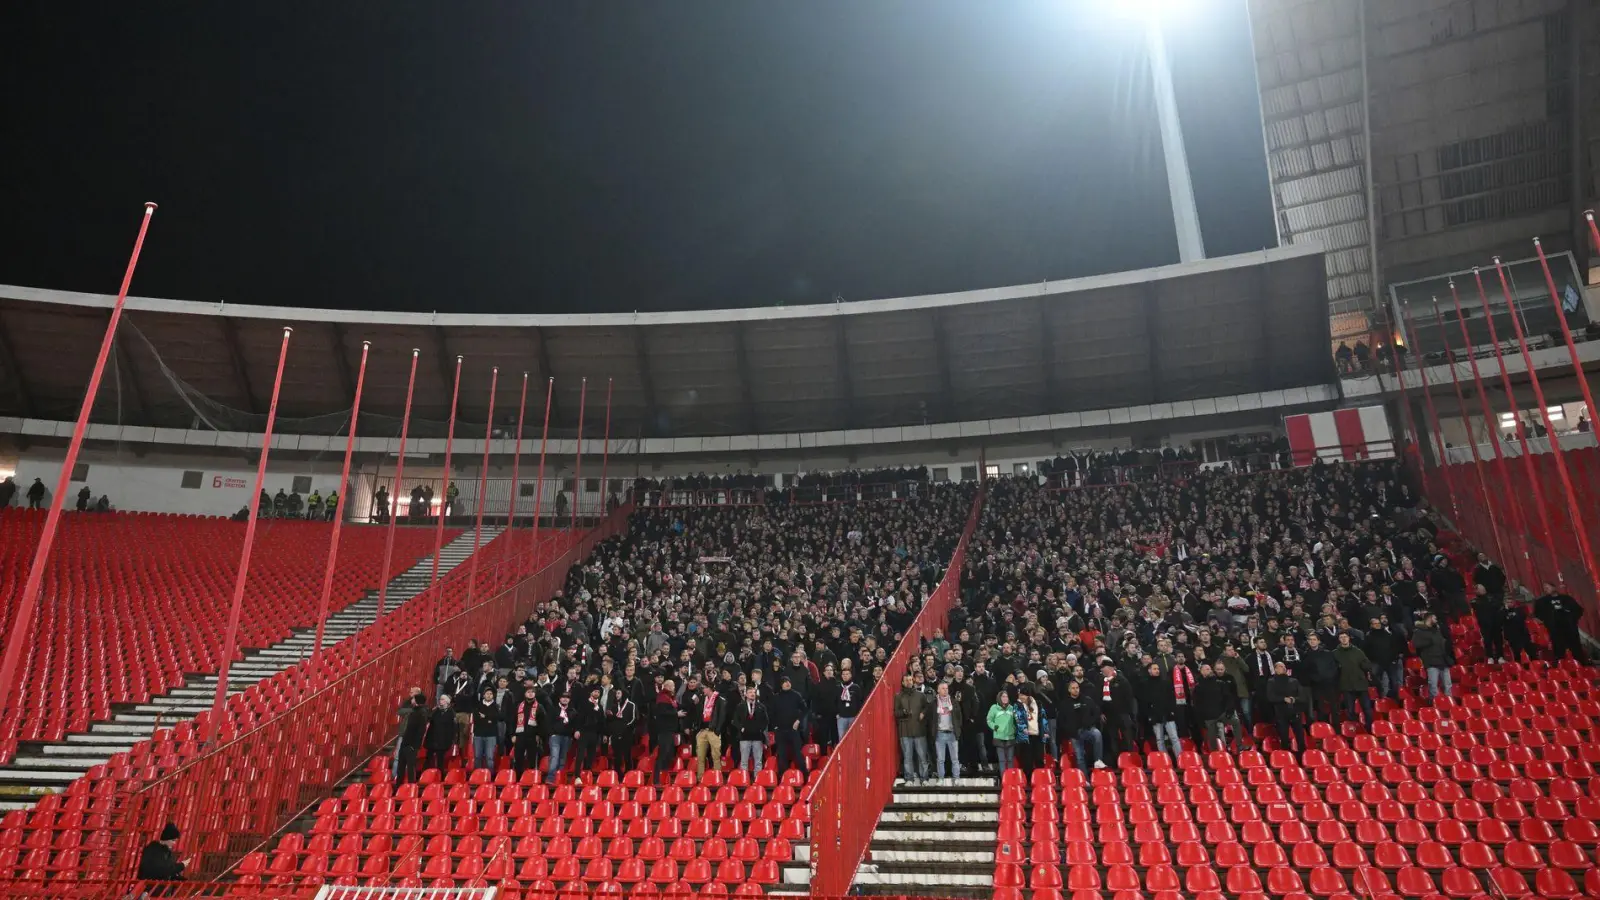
[231, 485, 979, 895]
[0, 510, 453, 767]
[968, 461, 1600, 900]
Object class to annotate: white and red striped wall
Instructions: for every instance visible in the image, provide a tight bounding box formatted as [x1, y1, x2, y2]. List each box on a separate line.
[1284, 406, 1394, 466]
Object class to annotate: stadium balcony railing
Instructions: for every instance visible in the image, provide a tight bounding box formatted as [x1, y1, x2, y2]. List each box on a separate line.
[806, 480, 985, 895]
[101, 509, 630, 885]
[632, 479, 928, 509]
[1040, 459, 1200, 489]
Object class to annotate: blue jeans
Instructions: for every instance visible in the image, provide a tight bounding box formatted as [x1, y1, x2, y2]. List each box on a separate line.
[1070, 728, 1103, 775]
[1426, 667, 1453, 699]
[934, 732, 960, 779]
[547, 734, 572, 779]
[1152, 720, 1180, 756]
[473, 735, 497, 770]
[899, 736, 930, 781]
[1042, 718, 1058, 759]
[837, 716, 856, 739]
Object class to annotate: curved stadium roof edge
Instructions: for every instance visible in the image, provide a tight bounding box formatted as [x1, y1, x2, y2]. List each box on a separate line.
[0, 243, 1320, 326]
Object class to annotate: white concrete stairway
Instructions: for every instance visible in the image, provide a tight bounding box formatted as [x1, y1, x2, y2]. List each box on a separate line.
[778, 777, 999, 897]
[0, 527, 500, 809]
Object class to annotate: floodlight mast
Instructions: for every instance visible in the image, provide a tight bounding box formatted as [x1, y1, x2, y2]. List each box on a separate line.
[1112, 0, 1205, 263]
[1143, 15, 1205, 263]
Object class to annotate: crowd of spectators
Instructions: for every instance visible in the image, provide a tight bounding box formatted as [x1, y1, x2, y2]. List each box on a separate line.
[1038, 448, 1198, 487]
[397, 481, 976, 782]
[881, 459, 1587, 784]
[630, 466, 931, 507]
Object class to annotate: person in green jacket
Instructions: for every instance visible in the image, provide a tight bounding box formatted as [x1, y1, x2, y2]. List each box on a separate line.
[1332, 633, 1375, 727]
[986, 689, 1018, 779]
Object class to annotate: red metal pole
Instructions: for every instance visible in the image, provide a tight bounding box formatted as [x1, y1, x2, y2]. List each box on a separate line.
[1460, 275, 1535, 576]
[506, 372, 530, 552]
[207, 327, 294, 742]
[572, 377, 587, 531]
[468, 367, 498, 604]
[1400, 306, 1457, 517]
[1497, 254, 1598, 593]
[375, 349, 421, 618]
[312, 340, 370, 655]
[1384, 305, 1425, 466]
[600, 377, 613, 517]
[1485, 263, 1561, 581]
[1431, 299, 1507, 564]
[430, 355, 463, 597]
[531, 377, 553, 547]
[1534, 237, 1600, 456]
[0, 202, 157, 718]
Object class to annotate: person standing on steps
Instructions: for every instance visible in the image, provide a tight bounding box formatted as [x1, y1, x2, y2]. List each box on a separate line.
[985, 688, 1017, 780]
[893, 673, 930, 784]
[931, 680, 962, 782]
[421, 694, 457, 774]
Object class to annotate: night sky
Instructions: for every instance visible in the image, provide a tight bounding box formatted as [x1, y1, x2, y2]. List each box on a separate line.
[1, 1, 1276, 315]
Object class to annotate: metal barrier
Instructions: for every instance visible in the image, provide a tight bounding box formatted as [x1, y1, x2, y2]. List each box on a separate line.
[807, 484, 984, 895]
[0, 880, 957, 900]
[104, 507, 632, 883]
[1042, 460, 1199, 488]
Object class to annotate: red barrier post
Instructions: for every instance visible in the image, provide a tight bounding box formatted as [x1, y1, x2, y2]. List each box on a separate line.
[601, 377, 613, 515]
[207, 327, 294, 743]
[1475, 267, 1555, 583]
[376, 350, 421, 617]
[1458, 276, 1534, 576]
[1484, 262, 1561, 576]
[313, 340, 370, 656]
[1496, 256, 1597, 594]
[1400, 305, 1456, 517]
[506, 372, 530, 546]
[572, 377, 587, 530]
[468, 367, 499, 604]
[430, 355, 464, 601]
[532, 377, 553, 544]
[1534, 237, 1600, 459]
[0, 202, 157, 719]
[1430, 302, 1506, 563]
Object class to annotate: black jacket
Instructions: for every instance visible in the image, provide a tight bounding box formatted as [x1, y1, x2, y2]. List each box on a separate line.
[401, 706, 428, 747]
[650, 696, 680, 736]
[422, 707, 457, 751]
[1057, 693, 1102, 734]
[1191, 676, 1234, 721]
[137, 841, 185, 882]
[836, 680, 865, 718]
[1266, 674, 1303, 710]
[733, 699, 771, 740]
[1137, 674, 1177, 723]
[471, 703, 500, 738]
[1363, 628, 1403, 667]
[769, 688, 807, 733]
[1298, 647, 1338, 687]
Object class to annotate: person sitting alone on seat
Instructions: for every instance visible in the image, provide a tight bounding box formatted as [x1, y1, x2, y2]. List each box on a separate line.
[137, 822, 187, 886]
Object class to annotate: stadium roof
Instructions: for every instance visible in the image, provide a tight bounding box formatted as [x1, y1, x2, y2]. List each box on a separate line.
[0, 244, 1332, 439]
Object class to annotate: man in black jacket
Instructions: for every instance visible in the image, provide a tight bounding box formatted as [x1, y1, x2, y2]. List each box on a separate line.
[651, 679, 681, 783]
[1474, 583, 1507, 663]
[1474, 554, 1507, 600]
[1096, 662, 1139, 761]
[1299, 633, 1340, 723]
[1266, 661, 1307, 753]
[138, 823, 187, 890]
[396, 694, 428, 784]
[1361, 619, 1404, 701]
[733, 685, 771, 775]
[605, 686, 640, 771]
[1057, 679, 1104, 774]
[422, 694, 457, 774]
[1536, 584, 1587, 663]
[511, 685, 542, 776]
[1191, 663, 1240, 752]
[770, 675, 809, 776]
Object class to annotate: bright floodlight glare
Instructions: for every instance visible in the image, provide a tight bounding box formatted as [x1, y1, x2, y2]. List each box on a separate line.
[1105, 0, 1192, 20]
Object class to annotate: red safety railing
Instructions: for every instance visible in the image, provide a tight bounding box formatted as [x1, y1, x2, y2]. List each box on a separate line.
[1418, 445, 1600, 634]
[807, 483, 985, 895]
[103, 506, 633, 884]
